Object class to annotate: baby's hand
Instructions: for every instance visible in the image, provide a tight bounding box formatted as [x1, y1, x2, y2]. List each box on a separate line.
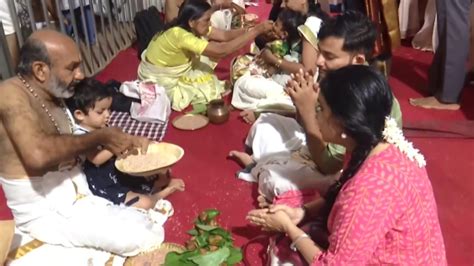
[265, 65, 278, 76]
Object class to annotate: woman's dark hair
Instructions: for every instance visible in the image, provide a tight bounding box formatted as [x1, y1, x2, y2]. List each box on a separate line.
[319, 65, 393, 223]
[65, 78, 115, 115]
[307, 1, 330, 21]
[277, 9, 307, 45]
[318, 11, 377, 59]
[161, 0, 211, 33]
[271, 1, 328, 22]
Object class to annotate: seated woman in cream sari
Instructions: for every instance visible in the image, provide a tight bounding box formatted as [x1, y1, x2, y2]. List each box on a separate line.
[138, 0, 273, 111]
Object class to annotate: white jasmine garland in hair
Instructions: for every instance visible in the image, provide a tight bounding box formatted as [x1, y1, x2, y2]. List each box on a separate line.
[382, 117, 426, 167]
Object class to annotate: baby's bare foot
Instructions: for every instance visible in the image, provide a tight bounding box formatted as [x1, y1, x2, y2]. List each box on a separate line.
[257, 195, 270, 208]
[228, 150, 254, 167]
[168, 178, 185, 192]
[152, 178, 185, 200]
[239, 110, 257, 124]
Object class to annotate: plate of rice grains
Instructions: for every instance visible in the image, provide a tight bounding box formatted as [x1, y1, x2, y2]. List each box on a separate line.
[164, 209, 243, 266]
[115, 142, 184, 176]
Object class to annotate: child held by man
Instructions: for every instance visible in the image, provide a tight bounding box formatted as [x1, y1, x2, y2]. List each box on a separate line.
[66, 78, 185, 209]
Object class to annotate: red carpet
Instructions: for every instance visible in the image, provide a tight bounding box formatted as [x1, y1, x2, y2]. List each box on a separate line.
[1, 2, 473, 265]
[389, 46, 474, 265]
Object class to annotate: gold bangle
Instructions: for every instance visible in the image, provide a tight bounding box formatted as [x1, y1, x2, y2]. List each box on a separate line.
[275, 58, 283, 68]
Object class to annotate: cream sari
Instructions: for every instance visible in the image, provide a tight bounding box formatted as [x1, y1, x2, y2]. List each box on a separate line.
[138, 52, 224, 111]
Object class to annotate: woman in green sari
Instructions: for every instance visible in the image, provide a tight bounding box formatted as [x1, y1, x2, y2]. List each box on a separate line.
[138, 0, 273, 111]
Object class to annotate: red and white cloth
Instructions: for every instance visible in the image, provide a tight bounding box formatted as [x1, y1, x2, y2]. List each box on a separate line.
[108, 111, 168, 141]
[119, 81, 171, 123]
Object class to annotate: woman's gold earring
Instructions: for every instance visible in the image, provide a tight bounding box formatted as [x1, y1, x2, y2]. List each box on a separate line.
[341, 133, 347, 139]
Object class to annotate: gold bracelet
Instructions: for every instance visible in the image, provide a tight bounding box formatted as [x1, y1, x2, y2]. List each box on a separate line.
[275, 58, 283, 68]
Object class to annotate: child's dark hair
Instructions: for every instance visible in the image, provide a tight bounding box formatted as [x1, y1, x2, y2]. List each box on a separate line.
[319, 65, 393, 226]
[66, 78, 115, 115]
[277, 9, 307, 45]
[318, 11, 377, 59]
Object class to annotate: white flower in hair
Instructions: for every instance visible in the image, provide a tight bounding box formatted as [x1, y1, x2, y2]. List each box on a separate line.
[382, 116, 426, 167]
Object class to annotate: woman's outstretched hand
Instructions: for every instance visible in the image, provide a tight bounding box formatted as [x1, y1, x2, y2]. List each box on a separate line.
[254, 20, 275, 34]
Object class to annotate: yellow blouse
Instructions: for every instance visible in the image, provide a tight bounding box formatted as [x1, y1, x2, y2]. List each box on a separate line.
[145, 27, 209, 67]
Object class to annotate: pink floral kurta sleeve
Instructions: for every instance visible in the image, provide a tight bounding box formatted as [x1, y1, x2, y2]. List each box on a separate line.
[312, 145, 446, 265]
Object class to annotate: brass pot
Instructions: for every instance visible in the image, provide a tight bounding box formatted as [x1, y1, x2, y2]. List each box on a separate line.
[207, 99, 230, 124]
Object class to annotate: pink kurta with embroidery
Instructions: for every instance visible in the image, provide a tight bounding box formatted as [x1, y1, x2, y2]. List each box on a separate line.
[313, 145, 446, 265]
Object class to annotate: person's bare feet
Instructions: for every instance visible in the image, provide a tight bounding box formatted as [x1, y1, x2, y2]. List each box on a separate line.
[228, 150, 254, 167]
[153, 178, 185, 200]
[257, 195, 270, 208]
[409, 96, 460, 110]
[221, 81, 233, 97]
[221, 89, 232, 97]
[240, 110, 257, 124]
[167, 178, 185, 192]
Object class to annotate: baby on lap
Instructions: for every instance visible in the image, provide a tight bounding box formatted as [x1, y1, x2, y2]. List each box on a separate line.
[233, 9, 305, 85]
[66, 78, 185, 209]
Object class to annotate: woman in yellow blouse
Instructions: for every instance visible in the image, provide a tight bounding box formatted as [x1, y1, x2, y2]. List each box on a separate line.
[138, 0, 273, 111]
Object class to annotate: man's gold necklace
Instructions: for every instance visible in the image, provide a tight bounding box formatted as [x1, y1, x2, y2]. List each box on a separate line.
[17, 74, 74, 134]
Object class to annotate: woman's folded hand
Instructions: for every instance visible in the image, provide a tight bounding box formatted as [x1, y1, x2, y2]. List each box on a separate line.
[246, 208, 293, 232]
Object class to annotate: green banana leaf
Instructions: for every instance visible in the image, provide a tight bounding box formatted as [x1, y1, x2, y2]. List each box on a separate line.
[226, 247, 243, 266]
[188, 247, 230, 266]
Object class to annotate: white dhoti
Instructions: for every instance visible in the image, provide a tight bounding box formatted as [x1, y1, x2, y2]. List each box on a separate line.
[8, 232, 126, 266]
[0, 167, 165, 258]
[245, 113, 305, 160]
[231, 73, 294, 111]
[239, 114, 325, 206]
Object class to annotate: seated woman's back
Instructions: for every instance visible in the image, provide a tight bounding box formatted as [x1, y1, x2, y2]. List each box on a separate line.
[327, 144, 446, 264]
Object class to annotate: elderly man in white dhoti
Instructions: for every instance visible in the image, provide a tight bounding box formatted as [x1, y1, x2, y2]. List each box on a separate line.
[0, 30, 166, 261]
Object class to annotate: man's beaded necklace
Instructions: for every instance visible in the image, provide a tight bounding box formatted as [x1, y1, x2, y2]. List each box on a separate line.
[17, 74, 74, 134]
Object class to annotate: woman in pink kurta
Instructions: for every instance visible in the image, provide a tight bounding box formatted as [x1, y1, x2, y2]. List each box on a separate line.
[247, 65, 446, 265]
[318, 144, 445, 264]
